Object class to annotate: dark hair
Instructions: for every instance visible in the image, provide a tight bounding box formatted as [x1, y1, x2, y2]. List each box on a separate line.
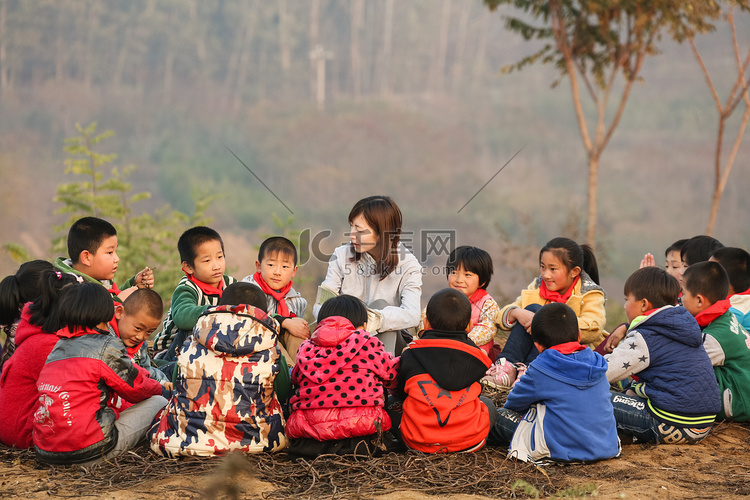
[56, 282, 114, 331]
[27, 270, 82, 333]
[348, 195, 402, 280]
[683, 261, 730, 305]
[122, 289, 164, 320]
[67, 217, 117, 264]
[710, 247, 750, 295]
[531, 303, 579, 349]
[425, 288, 472, 332]
[446, 246, 494, 290]
[258, 236, 297, 266]
[665, 239, 689, 258]
[0, 260, 54, 325]
[318, 294, 368, 328]
[680, 235, 724, 267]
[623, 267, 681, 309]
[539, 237, 600, 285]
[178, 226, 224, 266]
[219, 282, 268, 309]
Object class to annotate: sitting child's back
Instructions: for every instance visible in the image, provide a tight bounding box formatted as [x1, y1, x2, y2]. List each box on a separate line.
[150, 282, 287, 457]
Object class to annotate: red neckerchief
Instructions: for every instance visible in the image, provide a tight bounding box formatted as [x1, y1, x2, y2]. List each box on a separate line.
[695, 299, 732, 328]
[731, 287, 750, 298]
[548, 341, 587, 354]
[187, 273, 224, 297]
[252, 271, 294, 317]
[539, 275, 580, 303]
[468, 288, 489, 305]
[107, 281, 121, 296]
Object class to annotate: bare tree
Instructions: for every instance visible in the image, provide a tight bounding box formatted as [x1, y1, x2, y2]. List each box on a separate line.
[688, 5, 750, 235]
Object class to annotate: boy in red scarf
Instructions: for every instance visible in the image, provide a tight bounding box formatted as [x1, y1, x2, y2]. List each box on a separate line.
[242, 237, 309, 363]
[682, 261, 750, 422]
[153, 226, 236, 361]
[709, 247, 750, 332]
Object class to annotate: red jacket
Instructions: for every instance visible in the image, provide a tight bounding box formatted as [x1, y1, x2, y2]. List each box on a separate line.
[286, 317, 399, 440]
[0, 305, 58, 448]
[397, 329, 491, 453]
[33, 326, 162, 464]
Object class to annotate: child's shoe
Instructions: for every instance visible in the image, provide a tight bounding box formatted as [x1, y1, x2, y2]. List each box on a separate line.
[511, 363, 527, 387]
[481, 358, 517, 389]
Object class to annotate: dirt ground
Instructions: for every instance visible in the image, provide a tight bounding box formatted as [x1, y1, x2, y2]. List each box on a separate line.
[2, 420, 750, 499]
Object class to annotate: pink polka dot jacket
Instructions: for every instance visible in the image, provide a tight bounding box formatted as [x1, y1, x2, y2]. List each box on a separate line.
[285, 316, 400, 441]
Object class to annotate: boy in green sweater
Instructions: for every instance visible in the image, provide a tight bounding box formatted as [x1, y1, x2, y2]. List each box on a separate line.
[54, 216, 153, 301]
[153, 226, 236, 362]
[682, 261, 750, 422]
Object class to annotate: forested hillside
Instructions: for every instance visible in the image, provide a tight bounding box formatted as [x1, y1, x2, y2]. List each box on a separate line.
[0, 0, 748, 327]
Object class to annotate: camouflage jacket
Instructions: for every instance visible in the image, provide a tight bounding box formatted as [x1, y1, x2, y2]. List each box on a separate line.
[149, 305, 287, 457]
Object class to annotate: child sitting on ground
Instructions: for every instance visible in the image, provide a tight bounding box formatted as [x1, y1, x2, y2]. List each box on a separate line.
[418, 246, 500, 359]
[286, 294, 399, 456]
[0, 269, 80, 449]
[54, 216, 154, 301]
[709, 247, 750, 331]
[33, 283, 167, 465]
[242, 236, 309, 363]
[682, 261, 750, 422]
[153, 226, 237, 361]
[393, 288, 494, 453]
[484, 237, 606, 388]
[488, 302, 620, 463]
[110, 289, 167, 383]
[605, 267, 720, 444]
[150, 282, 287, 456]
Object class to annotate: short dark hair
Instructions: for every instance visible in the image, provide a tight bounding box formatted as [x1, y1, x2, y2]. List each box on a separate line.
[665, 239, 688, 258]
[219, 282, 268, 309]
[67, 217, 117, 264]
[258, 236, 297, 265]
[540, 237, 600, 285]
[681, 235, 724, 267]
[56, 282, 114, 331]
[318, 294, 368, 328]
[624, 267, 680, 309]
[28, 269, 82, 333]
[425, 288, 472, 332]
[178, 226, 224, 266]
[683, 261, 730, 305]
[446, 246, 494, 289]
[0, 260, 54, 325]
[531, 302, 579, 349]
[123, 289, 164, 320]
[711, 247, 750, 294]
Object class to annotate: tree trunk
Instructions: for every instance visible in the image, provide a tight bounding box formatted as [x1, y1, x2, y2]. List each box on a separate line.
[350, 0, 364, 99]
[380, 0, 394, 99]
[586, 153, 599, 248]
[430, 0, 451, 93]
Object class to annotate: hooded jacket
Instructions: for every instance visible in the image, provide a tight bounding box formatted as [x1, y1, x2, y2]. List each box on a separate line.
[397, 329, 491, 453]
[605, 305, 720, 426]
[33, 326, 163, 464]
[504, 346, 621, 462]
[150, 305, 287, 457]
[286, 316, 399, 441]
[0, 305, 58, 448]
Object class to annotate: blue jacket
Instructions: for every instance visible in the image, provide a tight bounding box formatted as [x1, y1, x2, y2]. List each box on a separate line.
[606, 306, 720, 426]
[505, 346, 620, 462]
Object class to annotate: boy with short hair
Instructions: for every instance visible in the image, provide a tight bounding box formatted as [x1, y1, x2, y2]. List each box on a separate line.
[682, 261, 750, 422]
[606, 267, 720, 444]
[488, 302, 620, 463]
[153, 226, 237, 361]
[54, 216, 154, 300]
[394, 288, 494, 453]
[709, 247, 750, 331]
[242, 236, 309, 361]
[110, 289, 167, 383]
[150, 282, 287, 457]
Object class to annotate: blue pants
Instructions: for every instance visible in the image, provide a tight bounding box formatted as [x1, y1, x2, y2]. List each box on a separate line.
[487, 407, 522, 446]
[498, 303, 543, 365]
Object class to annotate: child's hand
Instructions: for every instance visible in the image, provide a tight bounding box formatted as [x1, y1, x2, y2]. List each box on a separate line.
[136, 267, 155, 289]
[639, 253, 656, 269]
[283, 317, 311, 340]
[510, 308, 535, 333]
[603, 324, 627, 353]
[162, 381, 173, 391]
